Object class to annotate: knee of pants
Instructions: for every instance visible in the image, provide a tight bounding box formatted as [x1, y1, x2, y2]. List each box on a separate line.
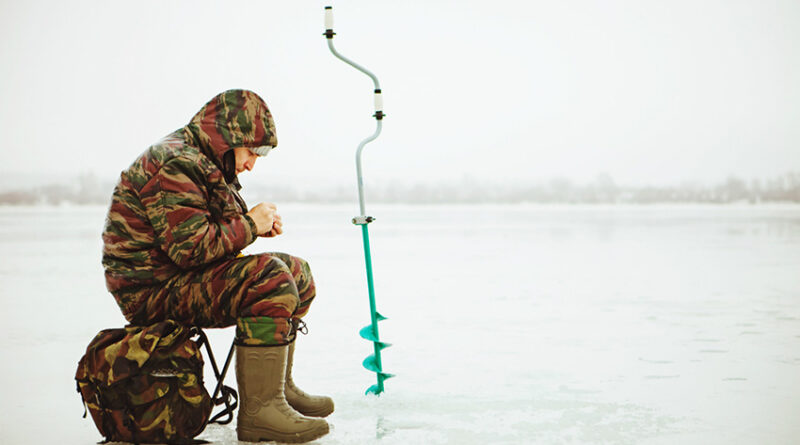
[240, 254, 301, 317]
[295, 255, 310, 274]
[288, 254, 315, 295]
[295, 257, 314, 288]
[261, 252, 316, 300]
[269, 252, 313, 281]
[287, 255, 317, 318]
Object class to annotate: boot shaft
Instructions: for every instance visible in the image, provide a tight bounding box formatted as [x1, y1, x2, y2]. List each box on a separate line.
[284, 339, 335, 418]
[236, 345, 288, 413]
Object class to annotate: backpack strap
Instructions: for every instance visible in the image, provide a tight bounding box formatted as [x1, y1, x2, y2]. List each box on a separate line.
[92, 380, 139, 445]
[75, 381, 88, 418]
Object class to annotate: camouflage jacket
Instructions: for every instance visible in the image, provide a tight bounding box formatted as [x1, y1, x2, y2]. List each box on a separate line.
[102, 90, 278, 318]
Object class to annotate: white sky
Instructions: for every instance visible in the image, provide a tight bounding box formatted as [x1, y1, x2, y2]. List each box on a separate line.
[1, 0, 799, 189]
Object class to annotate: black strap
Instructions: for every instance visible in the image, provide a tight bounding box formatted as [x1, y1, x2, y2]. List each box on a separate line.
[194, 328, 238, 425]
[92, 381, 131, 445]
[294, 318, 309, 336]
[76, 381, 88, 418]
[122, 380, 141, 445]
[289, 318, 308, 343]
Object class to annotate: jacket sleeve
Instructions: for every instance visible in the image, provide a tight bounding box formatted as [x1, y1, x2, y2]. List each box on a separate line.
[143, 156, 257, 269]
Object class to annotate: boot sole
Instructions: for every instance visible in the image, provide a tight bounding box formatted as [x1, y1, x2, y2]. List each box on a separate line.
[238, 422, 330, 443]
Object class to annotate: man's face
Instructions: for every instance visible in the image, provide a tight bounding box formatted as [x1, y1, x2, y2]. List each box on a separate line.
[233, 147, 258, 174]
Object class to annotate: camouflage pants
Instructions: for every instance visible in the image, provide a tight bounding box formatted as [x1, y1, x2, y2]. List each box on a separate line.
[130, 252, 316, 346]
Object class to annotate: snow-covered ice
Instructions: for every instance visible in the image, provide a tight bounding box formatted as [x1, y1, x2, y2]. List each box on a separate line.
[1, 204, 799, 444]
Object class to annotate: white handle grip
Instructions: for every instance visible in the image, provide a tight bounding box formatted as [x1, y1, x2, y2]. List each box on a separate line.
[374, 91, 383, 112]
[325, 7, 334, 29]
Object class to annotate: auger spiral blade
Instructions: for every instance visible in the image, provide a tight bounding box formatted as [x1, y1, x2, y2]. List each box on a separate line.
[359, 325, 384, 343]
[360, 319, 393, 393]
[358, 307, 393, 395]
[363, 352, 396, 396]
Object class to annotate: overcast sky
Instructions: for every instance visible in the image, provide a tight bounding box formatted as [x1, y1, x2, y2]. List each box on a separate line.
[1, 0, 799, 191]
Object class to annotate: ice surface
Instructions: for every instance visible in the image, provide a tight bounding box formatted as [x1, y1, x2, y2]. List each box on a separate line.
[1, 204, 799, 444]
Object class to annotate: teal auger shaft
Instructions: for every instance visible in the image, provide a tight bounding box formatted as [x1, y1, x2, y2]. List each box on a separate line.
[324, 5, 394, 395]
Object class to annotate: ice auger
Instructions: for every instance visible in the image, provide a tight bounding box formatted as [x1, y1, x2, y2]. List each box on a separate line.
[323, 5, 394, 395]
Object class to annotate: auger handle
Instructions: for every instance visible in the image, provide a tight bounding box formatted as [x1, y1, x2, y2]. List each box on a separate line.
[323, 5, 385, 216]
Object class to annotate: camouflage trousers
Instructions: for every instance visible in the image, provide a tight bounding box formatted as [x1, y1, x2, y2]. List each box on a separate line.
[130, 252, 316, 346]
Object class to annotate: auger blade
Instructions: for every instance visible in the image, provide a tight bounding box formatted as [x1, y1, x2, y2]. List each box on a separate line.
[359, 325, 378, 342]
[365, 373, 396, 395]
[363, 353, 395, 371]
[359, 327, 391, 349]
[375, 312, 387, 321]
[362, 354, 381, 373]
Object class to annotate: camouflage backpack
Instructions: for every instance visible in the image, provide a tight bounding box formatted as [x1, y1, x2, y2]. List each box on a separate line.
[75, 320, 225, 444]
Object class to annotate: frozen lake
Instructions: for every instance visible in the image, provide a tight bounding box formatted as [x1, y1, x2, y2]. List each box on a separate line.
[1, 203, 799, 444]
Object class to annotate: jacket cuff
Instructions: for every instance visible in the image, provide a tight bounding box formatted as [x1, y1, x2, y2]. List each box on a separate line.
[242, 213, 258, 244]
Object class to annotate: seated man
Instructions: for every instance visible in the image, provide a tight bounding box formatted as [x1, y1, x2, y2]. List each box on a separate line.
[101, 89, 332, 443]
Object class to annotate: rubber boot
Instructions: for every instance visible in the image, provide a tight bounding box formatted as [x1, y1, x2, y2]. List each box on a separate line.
[285, 340, 335, 418]
[236, 344, 329, 443]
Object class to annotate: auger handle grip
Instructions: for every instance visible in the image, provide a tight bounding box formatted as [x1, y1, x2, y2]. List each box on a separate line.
[325, 6, 334, 30]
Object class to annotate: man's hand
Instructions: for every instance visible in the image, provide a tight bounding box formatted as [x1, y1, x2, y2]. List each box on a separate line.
[246, 202, 277, 236]
[262, 213, 283, 238]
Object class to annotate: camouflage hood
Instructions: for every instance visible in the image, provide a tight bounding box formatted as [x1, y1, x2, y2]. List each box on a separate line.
[185, 89, 278, 180]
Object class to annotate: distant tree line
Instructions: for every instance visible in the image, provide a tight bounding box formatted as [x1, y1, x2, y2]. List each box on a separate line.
[0, 172, 113, 205]
[239, 171, 800, 204]
[388, 173, 800, 204]
[2, 172, 799, 205]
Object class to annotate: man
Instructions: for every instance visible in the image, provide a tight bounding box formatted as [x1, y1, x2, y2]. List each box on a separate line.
[102, 89, 332, 443]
